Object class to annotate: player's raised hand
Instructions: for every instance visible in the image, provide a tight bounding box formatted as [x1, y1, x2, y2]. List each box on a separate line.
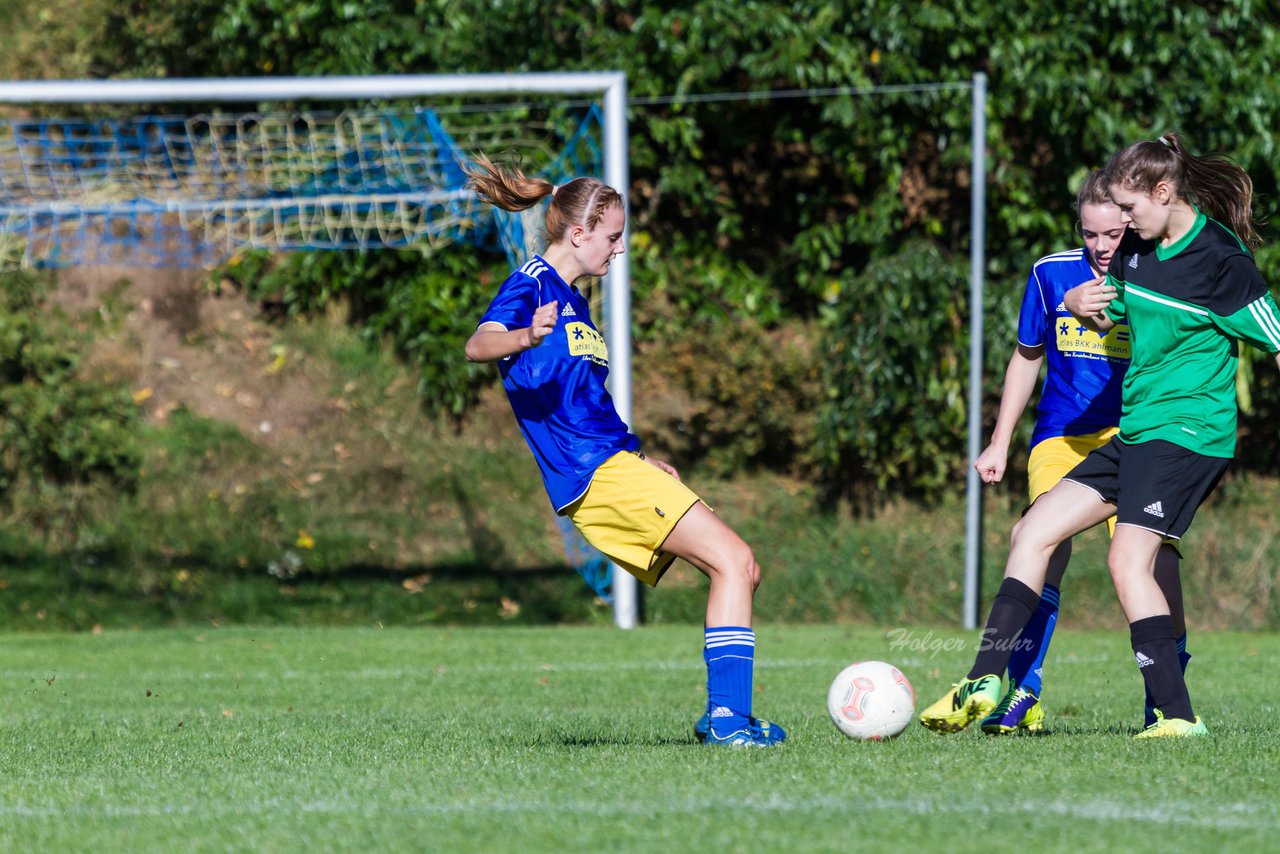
[1064, 276, 1115, 318]
[525, 300, 559, 348]
[973, 443, 1007, 484]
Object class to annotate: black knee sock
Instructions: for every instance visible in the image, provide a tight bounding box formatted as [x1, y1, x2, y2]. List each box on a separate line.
[968, 578, 1040, 679]
[1131, 615, 1194, 722]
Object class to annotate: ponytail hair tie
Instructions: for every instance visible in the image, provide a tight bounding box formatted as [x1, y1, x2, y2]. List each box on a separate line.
[1157, 136, 1172, 148]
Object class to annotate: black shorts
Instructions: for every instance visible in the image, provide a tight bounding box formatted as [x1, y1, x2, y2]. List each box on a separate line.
[1061, 437, 1229, 539]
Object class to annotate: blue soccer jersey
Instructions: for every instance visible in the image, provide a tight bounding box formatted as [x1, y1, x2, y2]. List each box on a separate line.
[478, 256, 639, 512]
[1016, 248, 1131, 448]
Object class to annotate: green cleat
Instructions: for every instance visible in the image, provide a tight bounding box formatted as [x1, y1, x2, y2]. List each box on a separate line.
[919, 674, 1002, 733]
[980, 685, 1045, 735]
[1133, 709, 1208, 739]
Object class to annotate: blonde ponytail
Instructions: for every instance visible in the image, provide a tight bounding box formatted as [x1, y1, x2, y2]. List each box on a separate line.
[465, 153, 624, 245]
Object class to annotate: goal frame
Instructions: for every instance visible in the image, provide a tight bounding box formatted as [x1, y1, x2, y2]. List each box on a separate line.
[0, 72, 642, 629]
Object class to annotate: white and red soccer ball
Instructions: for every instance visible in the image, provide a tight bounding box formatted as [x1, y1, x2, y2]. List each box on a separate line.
[827, 660, 915, 740]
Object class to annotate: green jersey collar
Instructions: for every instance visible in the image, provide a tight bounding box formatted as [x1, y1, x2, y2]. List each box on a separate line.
[1155, 206, 1205, 261]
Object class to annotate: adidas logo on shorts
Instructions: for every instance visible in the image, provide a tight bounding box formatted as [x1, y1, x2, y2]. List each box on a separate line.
[1144, 501, 1165, 518]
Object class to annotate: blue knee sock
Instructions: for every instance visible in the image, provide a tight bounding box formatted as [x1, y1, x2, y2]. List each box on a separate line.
[1177, 632, 1190, 672]
[1006, 584, 1059, 695]
[704, 626, 754, 723]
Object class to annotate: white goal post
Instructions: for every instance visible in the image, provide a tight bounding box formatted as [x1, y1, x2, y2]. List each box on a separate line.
[0, 72, 642, 629]
[0, 72, 992, 632]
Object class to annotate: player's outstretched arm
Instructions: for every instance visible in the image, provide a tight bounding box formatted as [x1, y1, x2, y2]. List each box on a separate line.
[465, 301, 560, 362]
[1063, 276, 1116, 333]
[975, 344, 1043, 484]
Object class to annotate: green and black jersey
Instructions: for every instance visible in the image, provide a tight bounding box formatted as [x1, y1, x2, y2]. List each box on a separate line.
[1103, 211, 1280, 458]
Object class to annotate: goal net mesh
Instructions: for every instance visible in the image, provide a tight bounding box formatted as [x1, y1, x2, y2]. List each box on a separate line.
[0, 103, 601, 269]
[0, 97, 615, 600]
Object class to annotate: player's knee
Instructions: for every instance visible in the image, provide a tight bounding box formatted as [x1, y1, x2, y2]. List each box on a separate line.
[1107, 550, 1141, 587]
[1008, 516, 1045, 554]
[718, 541, 758, 590]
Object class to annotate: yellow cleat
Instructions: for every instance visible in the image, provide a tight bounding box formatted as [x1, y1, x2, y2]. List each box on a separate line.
[919, 674, 1002, 733]
[1133, 709, 1208, 739]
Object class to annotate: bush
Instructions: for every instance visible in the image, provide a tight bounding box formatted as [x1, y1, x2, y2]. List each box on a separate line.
[0, 272, 143, 500]
[637, 317, 819, 477]
[814, 241, 971, 502]
[16, 0, 1280, 486]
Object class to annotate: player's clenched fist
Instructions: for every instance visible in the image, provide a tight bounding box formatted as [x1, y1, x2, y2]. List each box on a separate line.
[525, 300, 559, 349]
[1063, 276, 1115, 318]
[973, 442, 1007, 484]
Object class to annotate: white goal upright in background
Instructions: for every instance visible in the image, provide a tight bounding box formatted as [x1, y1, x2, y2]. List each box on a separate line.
[0, 72, 992, 632]
[0, 73, 642, 629]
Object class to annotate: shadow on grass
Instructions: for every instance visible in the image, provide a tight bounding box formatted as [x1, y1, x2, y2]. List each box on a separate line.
[552, 733, 695, 748]
[282, 560, 568, 583]
[980, 728, 1056, 738]
[1014, 721, 1146, 738]
[0, 539, 603, 630]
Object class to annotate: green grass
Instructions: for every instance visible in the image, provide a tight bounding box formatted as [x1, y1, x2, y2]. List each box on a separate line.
[1, 625, 1276, 852]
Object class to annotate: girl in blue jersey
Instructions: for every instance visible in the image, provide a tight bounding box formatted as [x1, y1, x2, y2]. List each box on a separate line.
[970, 171, 1187, 734]
[923, 135, 1280, 738]
[464, 155, 785, 747]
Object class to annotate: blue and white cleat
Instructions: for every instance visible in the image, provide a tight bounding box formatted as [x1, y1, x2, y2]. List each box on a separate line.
[699, 708, 786, 747]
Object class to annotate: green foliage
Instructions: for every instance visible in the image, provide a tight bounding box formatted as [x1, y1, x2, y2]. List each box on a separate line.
[628, 232, 813, 474]
[11, 0, 1280, 491]
[0, 272, 142, 499]
[638, 317, 819, 476]
[1236, 345, 1280, 475]
[629, 230, 786, 332]
[815, 242, 971, 501]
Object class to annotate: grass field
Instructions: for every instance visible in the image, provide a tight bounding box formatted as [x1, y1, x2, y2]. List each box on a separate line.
[1, 625, 1276, 852]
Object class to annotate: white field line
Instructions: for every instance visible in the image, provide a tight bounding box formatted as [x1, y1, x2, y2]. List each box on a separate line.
[0, 654, 1121, 681]
[0, 792, 1274, 830]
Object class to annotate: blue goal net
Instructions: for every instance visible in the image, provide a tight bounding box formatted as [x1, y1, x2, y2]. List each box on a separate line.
[0, 104, 602, 269]
[0, 100, 615, 600]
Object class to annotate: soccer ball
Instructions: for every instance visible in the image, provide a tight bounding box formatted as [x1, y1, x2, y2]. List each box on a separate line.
[827, 660, 915, 740]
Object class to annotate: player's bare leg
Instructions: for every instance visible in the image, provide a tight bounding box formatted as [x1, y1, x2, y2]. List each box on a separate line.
[660, 503, 758, 628]
[921, 481, 1113, 732]
[660, 504, 782, 746]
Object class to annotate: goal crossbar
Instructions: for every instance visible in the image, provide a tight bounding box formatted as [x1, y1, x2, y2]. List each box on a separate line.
[0, 72, 640, 629]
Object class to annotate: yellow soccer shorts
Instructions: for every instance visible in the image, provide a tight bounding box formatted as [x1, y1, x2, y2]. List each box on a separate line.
[1028, 426, 1181, 552]
[1029, 427, 1121, 535]
[565, 450, 703, 587]
[1028, 427, 1121, 537]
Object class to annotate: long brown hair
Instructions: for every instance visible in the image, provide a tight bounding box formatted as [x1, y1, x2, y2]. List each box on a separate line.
[464, 154, 623, 244]
[1103, 133, 1261, 249]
